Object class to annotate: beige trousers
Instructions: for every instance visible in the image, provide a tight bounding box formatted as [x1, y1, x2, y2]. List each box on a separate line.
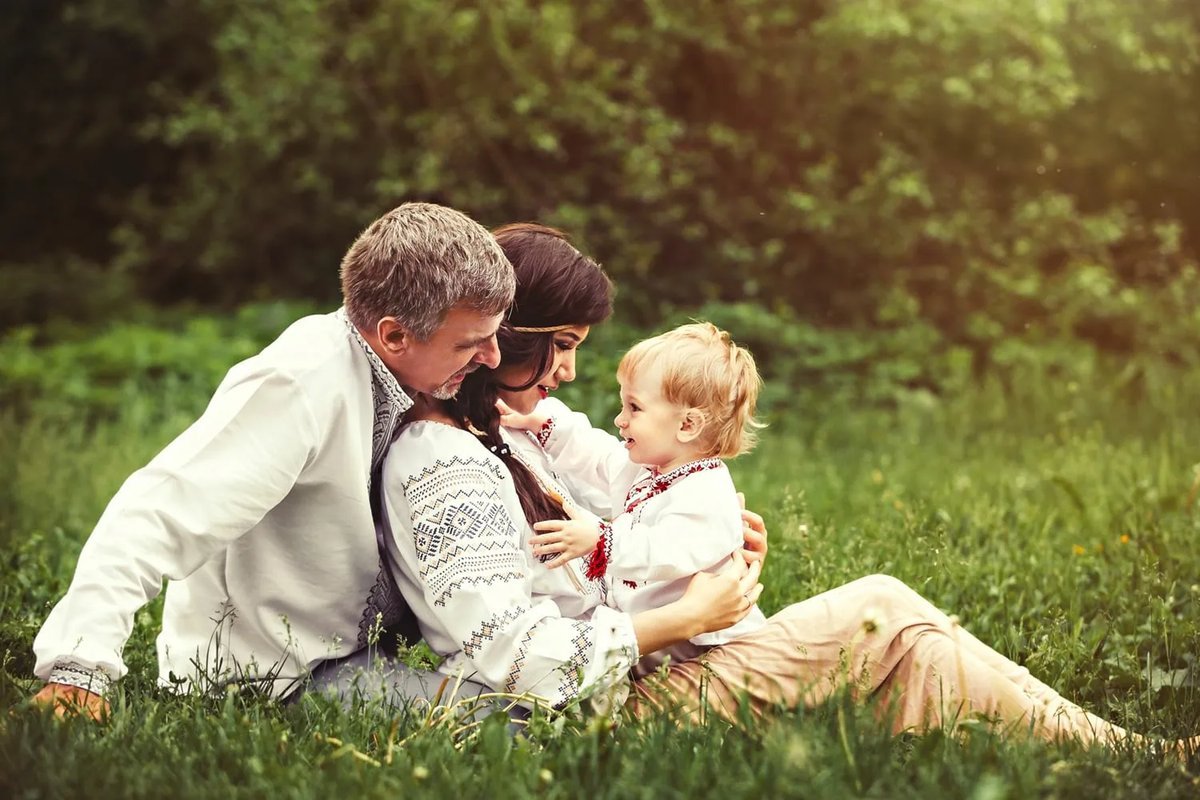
[628, 574, 1133, 745]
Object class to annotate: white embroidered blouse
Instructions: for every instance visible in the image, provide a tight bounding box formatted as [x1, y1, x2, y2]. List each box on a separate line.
[532, 399, 767, 662]
[381, 420, 638, 709]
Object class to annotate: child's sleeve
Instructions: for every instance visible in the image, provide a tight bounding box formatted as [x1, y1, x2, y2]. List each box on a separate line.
[534, 398, 642, 500]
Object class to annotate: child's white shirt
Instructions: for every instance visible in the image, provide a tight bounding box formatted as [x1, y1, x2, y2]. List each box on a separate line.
[525, 398, 767, 664]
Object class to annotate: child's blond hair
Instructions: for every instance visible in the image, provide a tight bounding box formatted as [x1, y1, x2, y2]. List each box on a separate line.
[617, 322, 763, 459]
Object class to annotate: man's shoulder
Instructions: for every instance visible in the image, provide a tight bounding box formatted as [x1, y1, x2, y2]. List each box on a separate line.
[232, 312, 363, 384]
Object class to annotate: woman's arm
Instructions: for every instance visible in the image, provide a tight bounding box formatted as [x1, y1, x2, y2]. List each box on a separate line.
[633, 555, 763, 655]
[384, 428, 761, 705]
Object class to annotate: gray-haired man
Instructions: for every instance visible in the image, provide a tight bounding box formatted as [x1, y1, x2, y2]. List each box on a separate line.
[32, 203, 514, 718]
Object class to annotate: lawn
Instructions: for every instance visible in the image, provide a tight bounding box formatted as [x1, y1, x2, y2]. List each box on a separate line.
[2, 335, 1198, 799]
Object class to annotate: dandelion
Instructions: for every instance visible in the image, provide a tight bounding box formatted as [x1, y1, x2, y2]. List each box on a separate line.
[1119, 534, 1130, 544]
[862, 607, 881, 634]
[1072, 544, 1086, 556]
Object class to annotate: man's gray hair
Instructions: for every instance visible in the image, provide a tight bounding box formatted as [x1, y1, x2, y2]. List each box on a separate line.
[340, 203, 515, 339]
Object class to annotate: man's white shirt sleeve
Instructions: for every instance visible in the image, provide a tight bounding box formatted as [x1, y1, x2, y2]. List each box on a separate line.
[33, 369, 318, 688]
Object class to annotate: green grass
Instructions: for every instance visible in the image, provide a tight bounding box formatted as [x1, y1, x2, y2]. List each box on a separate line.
[2, 359, 1199, 798]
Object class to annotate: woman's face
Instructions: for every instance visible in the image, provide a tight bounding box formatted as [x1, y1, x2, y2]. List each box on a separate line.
[494, 325, 591, 413]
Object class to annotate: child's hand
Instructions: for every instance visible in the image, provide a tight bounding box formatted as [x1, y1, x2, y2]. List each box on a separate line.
[496, 398, 549, 433]
[531, 502, 603, 569]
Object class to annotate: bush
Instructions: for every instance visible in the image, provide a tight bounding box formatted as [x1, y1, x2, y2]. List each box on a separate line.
[0, 301, 317, 422]
[6, 0, 1199, 367]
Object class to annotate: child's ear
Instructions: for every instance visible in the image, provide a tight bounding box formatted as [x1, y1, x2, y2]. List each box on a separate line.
[677, 409, 707, 444]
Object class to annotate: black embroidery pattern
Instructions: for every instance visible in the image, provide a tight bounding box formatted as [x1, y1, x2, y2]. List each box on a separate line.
[357, 563, 411, 647]
[506, 628, 537, 693]
[338, 307, 413, 485]
[339, 308, 417, 650]
[47, 660, 111, 695]
[463, 608, 527, 658]
[403, 456, 526, 607]
[558, 621, 593, 704]
[503, 620, 594, 705]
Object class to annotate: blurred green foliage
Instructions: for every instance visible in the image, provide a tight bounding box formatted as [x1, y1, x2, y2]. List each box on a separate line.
[3, 0, 1199, 367]
[0, 302, 316, 421]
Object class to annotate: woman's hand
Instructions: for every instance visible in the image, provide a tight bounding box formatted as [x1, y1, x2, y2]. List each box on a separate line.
[630, 554, 763, 655]
[737, 492, 769, 566]
[680, 552, 764, 636]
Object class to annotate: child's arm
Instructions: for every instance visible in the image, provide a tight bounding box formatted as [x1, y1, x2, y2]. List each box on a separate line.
[499, 397, 641, 498]
[529, 500, 605, 570]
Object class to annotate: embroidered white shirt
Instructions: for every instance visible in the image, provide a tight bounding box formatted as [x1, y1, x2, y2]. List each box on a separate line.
[33, 310, 413, 698]
[532, 398, 767, 666]
[381, 420, 637, 710]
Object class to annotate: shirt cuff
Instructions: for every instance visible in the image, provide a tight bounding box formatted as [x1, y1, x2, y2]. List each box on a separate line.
[585, 520, 614, 580]
[47, 660, 113, 696]
[535, 416, 556, 449]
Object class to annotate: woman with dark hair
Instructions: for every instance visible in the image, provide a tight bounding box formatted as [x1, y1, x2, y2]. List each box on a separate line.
[381, 223, 1196, 752]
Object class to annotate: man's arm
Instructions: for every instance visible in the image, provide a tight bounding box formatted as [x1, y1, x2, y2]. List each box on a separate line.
[31, 369, 319, 708]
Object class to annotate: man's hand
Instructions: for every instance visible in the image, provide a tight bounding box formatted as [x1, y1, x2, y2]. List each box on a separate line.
[531, 502, 603, 568]
[495, 399, 548, 433]
[31, 682, 110, 721]
[737, 492, 769, 566]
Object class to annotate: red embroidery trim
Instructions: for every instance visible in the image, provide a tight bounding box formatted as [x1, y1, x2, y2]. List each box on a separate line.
[535, 416, 556, 448]
[623, 457, 724, 515]
[585, 520, 613, 580]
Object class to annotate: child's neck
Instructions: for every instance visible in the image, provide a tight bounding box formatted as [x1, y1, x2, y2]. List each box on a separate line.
[651, 449, 711, 474]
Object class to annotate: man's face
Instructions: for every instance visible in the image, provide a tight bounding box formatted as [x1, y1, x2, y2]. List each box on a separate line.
[387, 306, 504, 398]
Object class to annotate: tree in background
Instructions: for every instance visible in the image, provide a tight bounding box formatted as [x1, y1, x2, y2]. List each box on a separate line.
[3, 0, 1198, 370]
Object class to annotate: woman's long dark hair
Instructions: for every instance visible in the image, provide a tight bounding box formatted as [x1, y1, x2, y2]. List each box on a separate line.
[447, 223, 614, 525]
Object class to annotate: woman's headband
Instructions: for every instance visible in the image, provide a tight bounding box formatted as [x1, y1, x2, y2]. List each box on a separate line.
[508, 323, 576, 333]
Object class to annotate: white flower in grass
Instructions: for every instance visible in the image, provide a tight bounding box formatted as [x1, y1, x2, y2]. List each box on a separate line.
[862, 607, 881, 634]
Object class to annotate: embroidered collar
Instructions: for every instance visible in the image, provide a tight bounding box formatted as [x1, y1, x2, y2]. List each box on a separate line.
[624, 457, 724, 515]
[338, 308, 414, 478]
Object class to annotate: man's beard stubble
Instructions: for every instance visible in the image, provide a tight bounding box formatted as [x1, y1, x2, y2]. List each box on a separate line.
[429, 364, 478, 400]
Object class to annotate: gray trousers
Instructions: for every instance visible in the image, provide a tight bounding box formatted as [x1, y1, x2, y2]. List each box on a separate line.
[301, 648, 530, 728]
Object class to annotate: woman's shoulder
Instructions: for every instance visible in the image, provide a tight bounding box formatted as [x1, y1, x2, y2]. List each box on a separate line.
[388, 420, 509, 485]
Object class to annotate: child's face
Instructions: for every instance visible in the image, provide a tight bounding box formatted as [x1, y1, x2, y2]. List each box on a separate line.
[613, 362, 698, 471]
